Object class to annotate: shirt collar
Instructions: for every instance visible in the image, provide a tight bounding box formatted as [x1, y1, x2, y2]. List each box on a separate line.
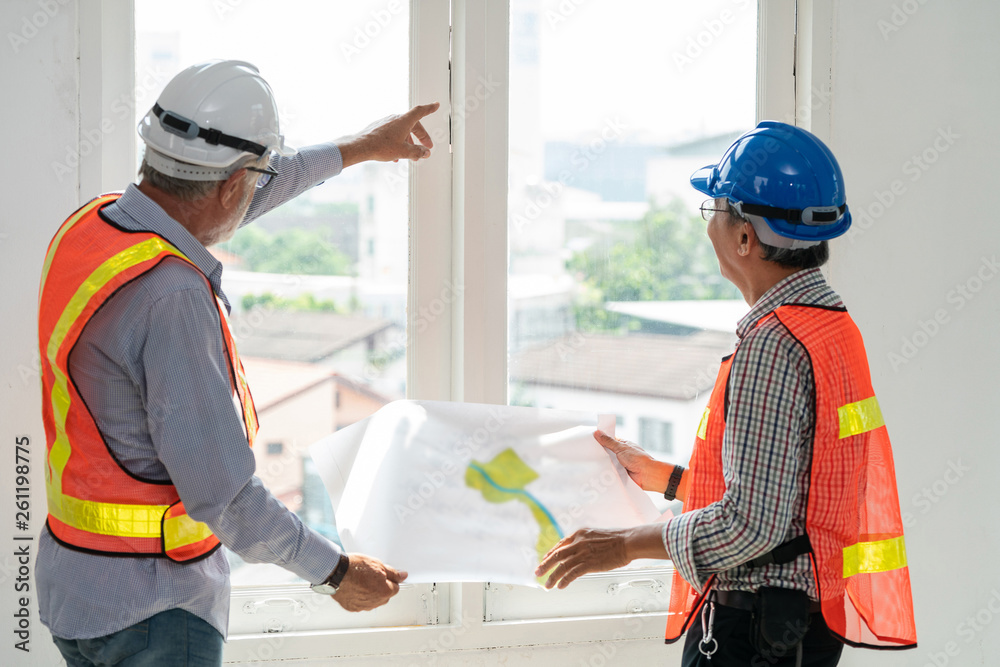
[101, 184, 228, 308]
[736, 268, 834, 339]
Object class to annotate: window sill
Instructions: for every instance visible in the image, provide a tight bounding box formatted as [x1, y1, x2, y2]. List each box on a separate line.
[225, 610, 670, 663]
[225, 570, 675, 663]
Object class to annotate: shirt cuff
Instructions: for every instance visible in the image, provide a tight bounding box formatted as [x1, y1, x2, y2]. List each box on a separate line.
[665, 511, 704, 593]
[281, 527, 344, 585]
[304, 142, 343, 185]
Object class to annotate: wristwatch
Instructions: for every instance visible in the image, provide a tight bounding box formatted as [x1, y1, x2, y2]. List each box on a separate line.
[663, 465, 685, 501]
[310, 552, 351, 595]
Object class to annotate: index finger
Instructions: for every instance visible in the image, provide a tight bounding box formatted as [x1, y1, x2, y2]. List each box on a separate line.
[405, 102, 441, 124]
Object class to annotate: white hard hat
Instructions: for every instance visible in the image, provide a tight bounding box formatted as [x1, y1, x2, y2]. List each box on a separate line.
[138, 60, 296, 180]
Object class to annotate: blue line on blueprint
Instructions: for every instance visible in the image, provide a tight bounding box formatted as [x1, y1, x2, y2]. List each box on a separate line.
[467, 462, 565, 539]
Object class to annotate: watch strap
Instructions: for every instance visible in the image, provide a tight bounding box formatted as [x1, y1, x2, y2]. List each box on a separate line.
[325, 552, 351, 588]
[663, 465, 685, 501]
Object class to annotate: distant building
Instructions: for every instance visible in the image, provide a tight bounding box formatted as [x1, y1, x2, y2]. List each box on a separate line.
[231, 308, 393, 372]
[232, 356, 392, 585]
[606, 299, 749, 334]
[510, 329, 735, 466]
[646, 131, 746, 211]
[508, 273, 576, 351]
[545, 142, 665, 203]
[242, 357, 391, 514]
[208, 247, 246, 271]
[542, 130, 745, 209]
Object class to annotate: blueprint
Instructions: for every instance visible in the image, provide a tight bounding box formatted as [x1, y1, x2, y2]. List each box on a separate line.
[309, 400, 660, 587]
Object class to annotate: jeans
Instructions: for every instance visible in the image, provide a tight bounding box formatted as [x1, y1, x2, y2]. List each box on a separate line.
[52, 608, 223, 667]
[682, 604, 843, 667]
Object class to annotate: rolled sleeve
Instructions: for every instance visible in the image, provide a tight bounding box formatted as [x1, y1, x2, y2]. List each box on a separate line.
[664, 513, 704, 592]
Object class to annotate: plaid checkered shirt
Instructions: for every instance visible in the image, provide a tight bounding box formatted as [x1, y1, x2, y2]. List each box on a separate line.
[663, 267, 844, 598]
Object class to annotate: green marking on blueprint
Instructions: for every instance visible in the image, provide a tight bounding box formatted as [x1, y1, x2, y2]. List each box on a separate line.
[465, 448, 564, 579]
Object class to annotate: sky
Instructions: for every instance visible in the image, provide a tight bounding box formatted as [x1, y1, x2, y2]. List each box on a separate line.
[135, 0, 757, 151]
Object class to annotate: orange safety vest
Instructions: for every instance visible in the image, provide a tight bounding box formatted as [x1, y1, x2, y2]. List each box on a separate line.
[38, 194, 259, 563]
[664, 304, 917, 650]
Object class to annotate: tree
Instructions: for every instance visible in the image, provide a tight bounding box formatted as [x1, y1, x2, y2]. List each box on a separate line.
[225, 227, 354, 276]
[567, 199, 739, 330]
[241, 292, 342, 313]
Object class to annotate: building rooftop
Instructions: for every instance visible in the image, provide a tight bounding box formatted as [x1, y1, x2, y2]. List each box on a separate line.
[231, 310, 392, 363]
[208, 247, 245, 269]
[510, 330, 736, 401]
[242, 357, 392, 413]
[241, 357, 334, 412]
[606, 300, 749, 333]
[663, 130, 745, 157]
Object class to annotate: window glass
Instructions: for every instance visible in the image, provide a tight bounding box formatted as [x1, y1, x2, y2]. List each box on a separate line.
[507, 0, 756, 598]
[639, 418, 674, 458]
[135, 0, 409, 591]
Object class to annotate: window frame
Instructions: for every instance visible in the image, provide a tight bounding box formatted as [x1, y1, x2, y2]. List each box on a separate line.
[85, 0, 797, 661]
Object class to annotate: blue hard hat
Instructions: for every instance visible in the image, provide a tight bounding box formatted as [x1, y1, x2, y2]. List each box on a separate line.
[690, 121, 851, 249]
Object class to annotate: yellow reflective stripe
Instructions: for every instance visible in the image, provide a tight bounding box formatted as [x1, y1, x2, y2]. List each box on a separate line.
[47, 486, 167, 538]
[696, 407, 710, 440]
[45, 237, 188, 537]
[47, 239, 187, 366]
[163, 512, 215, 551]
[842, 536, 907, 578]
[240, 366, 258, 444]
[39, 196, 116, 295]
[838, 396, 885, 439]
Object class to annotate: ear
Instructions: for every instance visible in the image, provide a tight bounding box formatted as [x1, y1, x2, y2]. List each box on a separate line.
[737, 220, 758, 257]
[218, 169, 249, 209]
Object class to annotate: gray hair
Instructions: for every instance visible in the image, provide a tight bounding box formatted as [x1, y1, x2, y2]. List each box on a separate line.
[138, 153, 265, 202]
[725, 205, 829, 270]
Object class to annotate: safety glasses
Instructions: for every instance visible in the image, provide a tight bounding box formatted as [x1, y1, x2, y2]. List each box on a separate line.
[245, 164, 278, 189]
[700, 199, 729, 221]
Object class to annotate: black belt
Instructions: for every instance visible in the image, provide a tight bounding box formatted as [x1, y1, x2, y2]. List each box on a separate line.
[745, 534, 812, 569]
[714, 589, 822, 614]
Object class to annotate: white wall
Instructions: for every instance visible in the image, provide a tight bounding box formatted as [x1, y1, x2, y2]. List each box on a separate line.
[3, 1, 998, 665]
[1, 1, 86, 665]
[819, 1, 1000, 665]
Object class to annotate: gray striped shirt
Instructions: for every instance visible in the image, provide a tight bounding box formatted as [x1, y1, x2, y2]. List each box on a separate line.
[38, 143, 345, 640]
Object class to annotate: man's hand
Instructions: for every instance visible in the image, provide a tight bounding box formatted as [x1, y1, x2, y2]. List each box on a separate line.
[338, 103, 441, 168]
[535, 524, 668, 590]
[535, 528, 631, 589]
[594, 429, 671, 493]
[331, 553, 407, 612]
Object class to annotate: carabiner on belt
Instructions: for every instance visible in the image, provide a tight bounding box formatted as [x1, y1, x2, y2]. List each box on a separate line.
[699, 590, 719, 660]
